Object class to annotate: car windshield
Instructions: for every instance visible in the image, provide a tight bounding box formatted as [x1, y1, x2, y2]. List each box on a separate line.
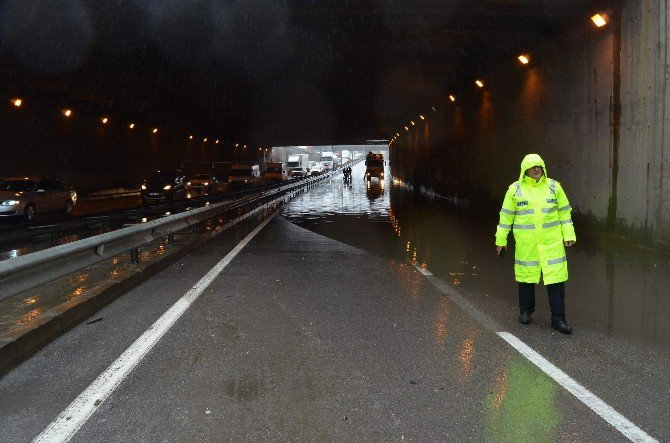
[367, 159, 384, 167]
[267, 166, 283, 173]
[230, 169, 252, 177]
[194, 174, 212, 180]
[148, 172, 175, 184]
[287, 161, 299, 167]
[0, 180, 35, 191]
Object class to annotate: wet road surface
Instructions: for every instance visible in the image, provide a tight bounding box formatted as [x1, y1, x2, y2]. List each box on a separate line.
[0, 170, 667, 441]
[284, 162, 670, 349]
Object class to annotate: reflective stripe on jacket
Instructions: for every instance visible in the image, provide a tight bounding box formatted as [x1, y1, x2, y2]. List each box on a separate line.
[495, 154, 576, 284]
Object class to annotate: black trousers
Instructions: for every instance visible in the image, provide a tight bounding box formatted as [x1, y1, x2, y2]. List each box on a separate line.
[519, 282, 566, 323]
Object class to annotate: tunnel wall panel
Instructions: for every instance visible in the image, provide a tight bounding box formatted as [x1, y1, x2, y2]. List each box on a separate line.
[393, 0, 670, 246]
[0, 101, 227, 194]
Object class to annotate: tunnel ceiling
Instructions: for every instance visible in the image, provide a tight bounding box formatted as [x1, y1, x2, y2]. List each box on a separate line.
[0, 0, 603, 146]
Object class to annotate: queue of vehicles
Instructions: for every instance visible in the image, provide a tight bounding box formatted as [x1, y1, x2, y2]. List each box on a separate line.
[1, 154, 358, 222]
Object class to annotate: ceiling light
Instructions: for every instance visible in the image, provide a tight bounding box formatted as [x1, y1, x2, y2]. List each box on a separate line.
[62, 109, 72, 117]
[101, 117, 109, 124]
[152, 128, 158, 134]
[129, 123, 135, 129]
[419, 115, 425, 120]
[12, 98, 22, 107]
[591, 13, 607, 27]
[518, 54, 530, 65]
[449, 95, 456, 102]
[475, 80, 484, 88]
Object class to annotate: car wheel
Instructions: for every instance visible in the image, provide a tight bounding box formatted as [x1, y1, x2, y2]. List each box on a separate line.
[64, 199, 73, 215]
[24, 204, 36, 222]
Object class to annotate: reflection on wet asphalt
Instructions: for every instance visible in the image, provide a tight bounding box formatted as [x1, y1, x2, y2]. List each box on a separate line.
[283, 162, 670, 347]
[0, 235, 177, 335]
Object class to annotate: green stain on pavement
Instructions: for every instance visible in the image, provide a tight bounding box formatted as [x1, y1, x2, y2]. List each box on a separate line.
[485, 356, 560, 443]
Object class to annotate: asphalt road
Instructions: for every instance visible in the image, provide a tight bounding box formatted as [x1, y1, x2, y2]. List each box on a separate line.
[0, 167, 668, 441]
[0, 210, 665, 441]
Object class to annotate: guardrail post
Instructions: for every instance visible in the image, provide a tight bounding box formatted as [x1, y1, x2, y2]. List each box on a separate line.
[50, 231, 58, 247]
[130, 247, 139, 264]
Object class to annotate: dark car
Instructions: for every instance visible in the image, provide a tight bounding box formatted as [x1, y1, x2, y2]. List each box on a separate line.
[0, 177, 77, 222]
[140, 171, 186, 203]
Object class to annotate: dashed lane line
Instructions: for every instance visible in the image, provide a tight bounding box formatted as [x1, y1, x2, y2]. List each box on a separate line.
[33, 213, 276, 443]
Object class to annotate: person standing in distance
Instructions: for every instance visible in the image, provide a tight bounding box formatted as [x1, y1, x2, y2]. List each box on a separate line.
[495, 153, 576, 334]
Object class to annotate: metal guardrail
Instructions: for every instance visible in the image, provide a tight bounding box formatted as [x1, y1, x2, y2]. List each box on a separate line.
[79, 190, 141, 203]
[0, 173, 328, 248]
[0, 171, 336, 302]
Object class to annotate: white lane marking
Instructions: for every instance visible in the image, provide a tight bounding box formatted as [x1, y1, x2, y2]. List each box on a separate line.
[34, 213, 276, 443]
[414, 264, 433, 276]
[497, 332, 658, 443]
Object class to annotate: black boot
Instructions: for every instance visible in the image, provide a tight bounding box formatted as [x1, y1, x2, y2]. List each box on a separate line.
[519, 312, 531, 324]
[551, 320, 573, 334]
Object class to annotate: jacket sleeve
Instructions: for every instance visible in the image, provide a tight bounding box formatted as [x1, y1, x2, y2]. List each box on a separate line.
[556, 182, 576, 242]
[495, 186, 516, 247]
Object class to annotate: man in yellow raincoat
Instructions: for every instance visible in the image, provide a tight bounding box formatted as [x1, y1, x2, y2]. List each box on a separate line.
[495, 154, 576, 333]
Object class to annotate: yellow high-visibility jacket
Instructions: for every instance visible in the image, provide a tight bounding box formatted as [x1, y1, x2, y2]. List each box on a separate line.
[495, 154, 576, 284]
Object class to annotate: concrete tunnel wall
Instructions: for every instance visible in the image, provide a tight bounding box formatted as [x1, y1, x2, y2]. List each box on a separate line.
[391, 0, 670, 247]
[0, 99, 287, 194]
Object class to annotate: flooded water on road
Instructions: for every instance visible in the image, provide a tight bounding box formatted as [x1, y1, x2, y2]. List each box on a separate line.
[283, 162, 670, 348]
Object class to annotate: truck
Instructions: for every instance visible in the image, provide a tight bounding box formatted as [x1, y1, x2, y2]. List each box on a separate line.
[180, 161, 234, 184]
[341, 150, 352, 164]
[287, 154, 310, 177]
[364, 152, 385, 182]
[228, 163, 261, 189]
[263, 162, 288, 182]
[320, 151, 334, 171]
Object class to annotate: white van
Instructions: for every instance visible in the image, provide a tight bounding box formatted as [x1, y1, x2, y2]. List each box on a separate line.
[320, 152, 334, 171]
[228, 164, 261, 188]
[264, 162, 288, 182]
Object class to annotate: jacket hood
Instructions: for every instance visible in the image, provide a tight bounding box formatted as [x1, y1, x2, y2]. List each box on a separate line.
[519, 153, 547, 181]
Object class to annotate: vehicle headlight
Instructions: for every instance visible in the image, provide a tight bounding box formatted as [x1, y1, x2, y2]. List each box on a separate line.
[163, 185, 172, 190]
[204, 182, 209, 186]
[1, 200, 19, 206]
[187, 182, 191, 186]
[141, 184, 147, 190]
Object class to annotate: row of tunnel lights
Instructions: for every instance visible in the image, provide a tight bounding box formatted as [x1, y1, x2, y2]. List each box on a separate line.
[7, 98, 259, 150]
[387, 13, 610, 148]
